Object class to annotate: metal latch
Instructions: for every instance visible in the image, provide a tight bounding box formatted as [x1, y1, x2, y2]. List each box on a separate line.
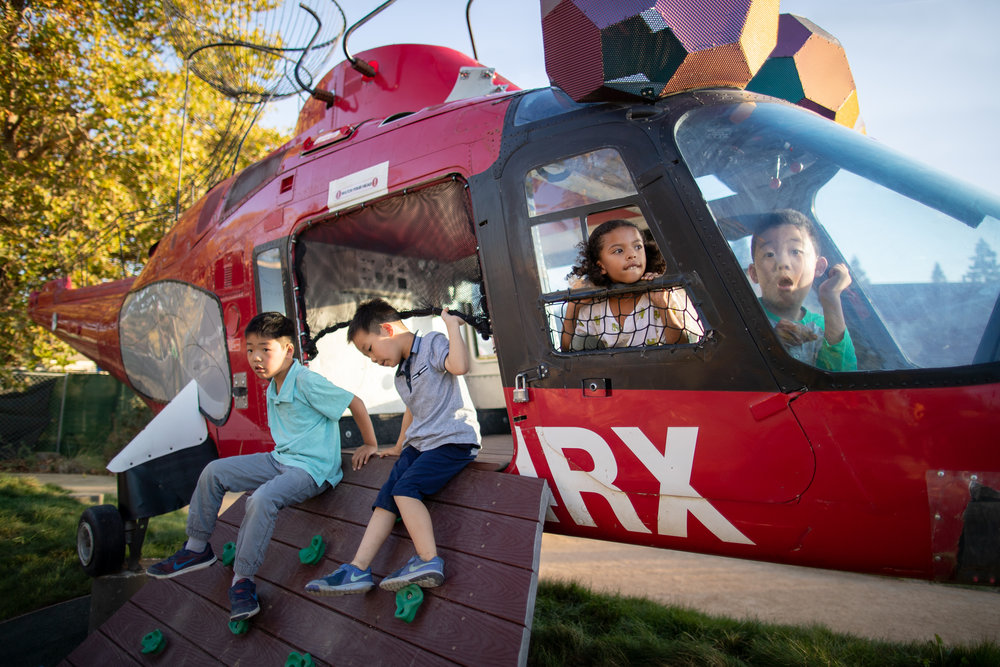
[513, 365, 549, 403]
[232, 372, 248, 409]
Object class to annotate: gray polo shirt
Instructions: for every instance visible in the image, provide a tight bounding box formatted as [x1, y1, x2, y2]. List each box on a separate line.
[395, 331, 481, 452]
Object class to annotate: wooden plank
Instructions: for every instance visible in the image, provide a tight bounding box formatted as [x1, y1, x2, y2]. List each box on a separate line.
[66, 458, 548, 666]
[62, 631, 141, 667]
[226, 484, 544, 569]
[246, 537, 528, 666]
[223, 507, 539, 625]
[207, 524, 459, 666]
[92, 599, 220, 665]
[129, 573, 300, 666]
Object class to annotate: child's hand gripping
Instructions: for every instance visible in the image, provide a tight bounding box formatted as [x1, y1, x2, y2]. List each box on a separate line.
[817, 263, 852, 346]
[818, 263, 852, 304]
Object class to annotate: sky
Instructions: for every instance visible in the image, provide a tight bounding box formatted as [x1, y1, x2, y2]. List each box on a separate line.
[261, 0, 1000, 195]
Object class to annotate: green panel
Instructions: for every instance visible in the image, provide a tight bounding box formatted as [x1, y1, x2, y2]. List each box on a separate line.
[747, 58, 804, 103]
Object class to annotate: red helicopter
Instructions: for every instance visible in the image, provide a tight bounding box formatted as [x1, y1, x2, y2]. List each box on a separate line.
[28, 0, 1000, 588]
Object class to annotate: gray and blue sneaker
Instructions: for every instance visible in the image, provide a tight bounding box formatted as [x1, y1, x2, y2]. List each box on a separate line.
[379, 555, 445, 591]
[228, 578, 260, 621]
[146, 545, 217, 579]
[304, 563, 374, 596]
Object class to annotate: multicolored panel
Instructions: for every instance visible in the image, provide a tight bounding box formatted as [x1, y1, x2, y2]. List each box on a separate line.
[747, 14, 861, 129]
[541, 0, 779, 102]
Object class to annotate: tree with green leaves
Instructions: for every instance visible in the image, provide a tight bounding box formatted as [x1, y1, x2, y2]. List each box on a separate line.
[0, 0, 286, 377]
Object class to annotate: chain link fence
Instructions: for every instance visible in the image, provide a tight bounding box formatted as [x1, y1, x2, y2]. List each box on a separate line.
[0, 371, 149, 461]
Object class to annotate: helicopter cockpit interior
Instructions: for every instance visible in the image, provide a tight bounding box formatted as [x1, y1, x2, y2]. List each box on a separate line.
[674, 100, 1000, 373]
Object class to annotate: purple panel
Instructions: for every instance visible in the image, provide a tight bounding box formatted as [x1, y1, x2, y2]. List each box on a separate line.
[542, 0, 605, 100]
[655, 0, 753, 51]
[569, 0, 659, 30]
[772, 14, 814, 57]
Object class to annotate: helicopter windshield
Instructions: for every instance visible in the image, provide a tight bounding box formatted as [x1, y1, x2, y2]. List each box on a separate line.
[675, 101, 1000, 371]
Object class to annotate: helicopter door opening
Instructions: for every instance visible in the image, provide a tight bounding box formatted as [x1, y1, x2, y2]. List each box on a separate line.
[291, 177, 510, 465]
[488, 128, 816, 539]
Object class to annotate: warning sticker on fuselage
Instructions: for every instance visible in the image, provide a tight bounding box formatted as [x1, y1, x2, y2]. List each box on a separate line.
[328, 161, 389, 211]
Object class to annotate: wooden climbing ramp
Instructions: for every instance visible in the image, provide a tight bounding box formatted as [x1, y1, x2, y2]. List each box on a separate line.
[61, 453, 550, 666]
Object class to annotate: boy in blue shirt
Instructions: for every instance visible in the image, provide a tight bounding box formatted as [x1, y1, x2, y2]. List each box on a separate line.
[304, 298, 480, 595]
[147, 312, 378, 622]
[748, 209, 857, 371]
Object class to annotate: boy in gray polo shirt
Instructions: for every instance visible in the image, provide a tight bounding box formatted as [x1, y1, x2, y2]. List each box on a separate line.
[305, 298, 481, 595]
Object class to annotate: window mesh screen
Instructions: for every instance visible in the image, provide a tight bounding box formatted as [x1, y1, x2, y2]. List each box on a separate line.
[546, 280, 704, 352]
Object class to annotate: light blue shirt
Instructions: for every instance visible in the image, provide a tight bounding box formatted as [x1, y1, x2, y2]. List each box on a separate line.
[266, 360, 354, 487]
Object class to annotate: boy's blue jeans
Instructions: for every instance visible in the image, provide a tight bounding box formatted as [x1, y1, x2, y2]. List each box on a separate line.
[187, 452, 326, 578]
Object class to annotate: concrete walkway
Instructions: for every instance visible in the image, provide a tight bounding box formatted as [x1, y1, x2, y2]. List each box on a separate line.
[14, 472, 1000, 647]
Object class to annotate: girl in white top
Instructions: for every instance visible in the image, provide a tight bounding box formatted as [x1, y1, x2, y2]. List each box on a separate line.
[560, 220, 702, 351]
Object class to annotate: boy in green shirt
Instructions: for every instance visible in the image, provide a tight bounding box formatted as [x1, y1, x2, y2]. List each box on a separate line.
[147, 312, 378, 621]
[748, 209, 857, 371]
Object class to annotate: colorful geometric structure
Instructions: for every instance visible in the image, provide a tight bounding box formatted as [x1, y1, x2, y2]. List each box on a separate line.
[542, 0, 779, 102]
[747, 14, 861, 129]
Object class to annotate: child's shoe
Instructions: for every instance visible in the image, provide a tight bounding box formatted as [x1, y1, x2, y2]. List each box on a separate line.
[379, 555, 445, 591]
[146, 545, 217, 579]
[228, 578, 260, 621]
[304, 563, 374, 595]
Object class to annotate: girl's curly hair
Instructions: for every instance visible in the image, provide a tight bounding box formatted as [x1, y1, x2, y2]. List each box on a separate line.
[569, 220, 667, 287]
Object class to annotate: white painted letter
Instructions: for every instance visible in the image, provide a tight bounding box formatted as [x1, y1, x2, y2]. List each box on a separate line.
[612, 427, 753, 544]
[536, 427, 651, 534]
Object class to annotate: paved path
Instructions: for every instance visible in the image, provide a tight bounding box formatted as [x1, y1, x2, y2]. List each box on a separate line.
[18, 473, 1000, 647]
[539, 533, 1000, 647]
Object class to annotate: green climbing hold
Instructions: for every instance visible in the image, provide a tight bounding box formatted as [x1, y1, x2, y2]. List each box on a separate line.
[228, 619, 250, 635]
[285, 651, 315, 667]
[140, 628, 166, 654]
[298, 534, 325, 565]
[394, 583, 424, 623]
[222, 541, 236, 566]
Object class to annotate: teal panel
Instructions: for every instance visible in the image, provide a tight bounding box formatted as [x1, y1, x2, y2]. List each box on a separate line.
[747, 58, 804, 103]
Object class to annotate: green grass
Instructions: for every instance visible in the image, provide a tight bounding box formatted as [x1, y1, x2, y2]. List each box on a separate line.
[0, 474, 187, 621]
[3, 474, 999, 665]
[529, 580, 1000, 666]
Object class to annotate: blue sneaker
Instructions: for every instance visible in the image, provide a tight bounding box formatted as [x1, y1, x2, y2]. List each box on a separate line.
[228, 578, 260, 621]
[379, 555, 445, 591]
[146, 545, 217, 579]
[304, 563, 374, 596]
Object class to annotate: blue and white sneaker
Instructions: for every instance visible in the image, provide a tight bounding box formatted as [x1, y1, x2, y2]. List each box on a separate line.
[146, 545, 217, 579]
[304, 563, 374, 596]
[379, 555, 445, 591]
[228, 578, 260, 621]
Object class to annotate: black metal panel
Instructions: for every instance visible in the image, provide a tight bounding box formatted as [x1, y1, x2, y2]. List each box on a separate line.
[475, 88, 1000, 395]
[471, 92, 780, 393]
[117, 439, 218, 521]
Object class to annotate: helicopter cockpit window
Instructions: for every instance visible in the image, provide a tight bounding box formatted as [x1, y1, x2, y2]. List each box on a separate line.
[513, 87, 585, 126]
[525, 149, 704, 352]
[119, 281, 231, 422]
[255, 247, 286, 316]
[675, 101, 1000, 371]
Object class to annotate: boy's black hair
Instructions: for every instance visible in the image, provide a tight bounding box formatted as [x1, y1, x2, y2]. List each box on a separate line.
[347, 298, 401, 342]
[245, 311, 295, 341]
[570, 219, 667, 287]
[751, 209, 822, 258]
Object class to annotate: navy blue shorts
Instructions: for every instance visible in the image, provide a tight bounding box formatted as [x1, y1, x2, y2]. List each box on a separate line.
[373, 443, 478, 515]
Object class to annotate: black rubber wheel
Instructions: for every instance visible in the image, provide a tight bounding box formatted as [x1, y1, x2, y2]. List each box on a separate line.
[77, 504, 125, 577]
